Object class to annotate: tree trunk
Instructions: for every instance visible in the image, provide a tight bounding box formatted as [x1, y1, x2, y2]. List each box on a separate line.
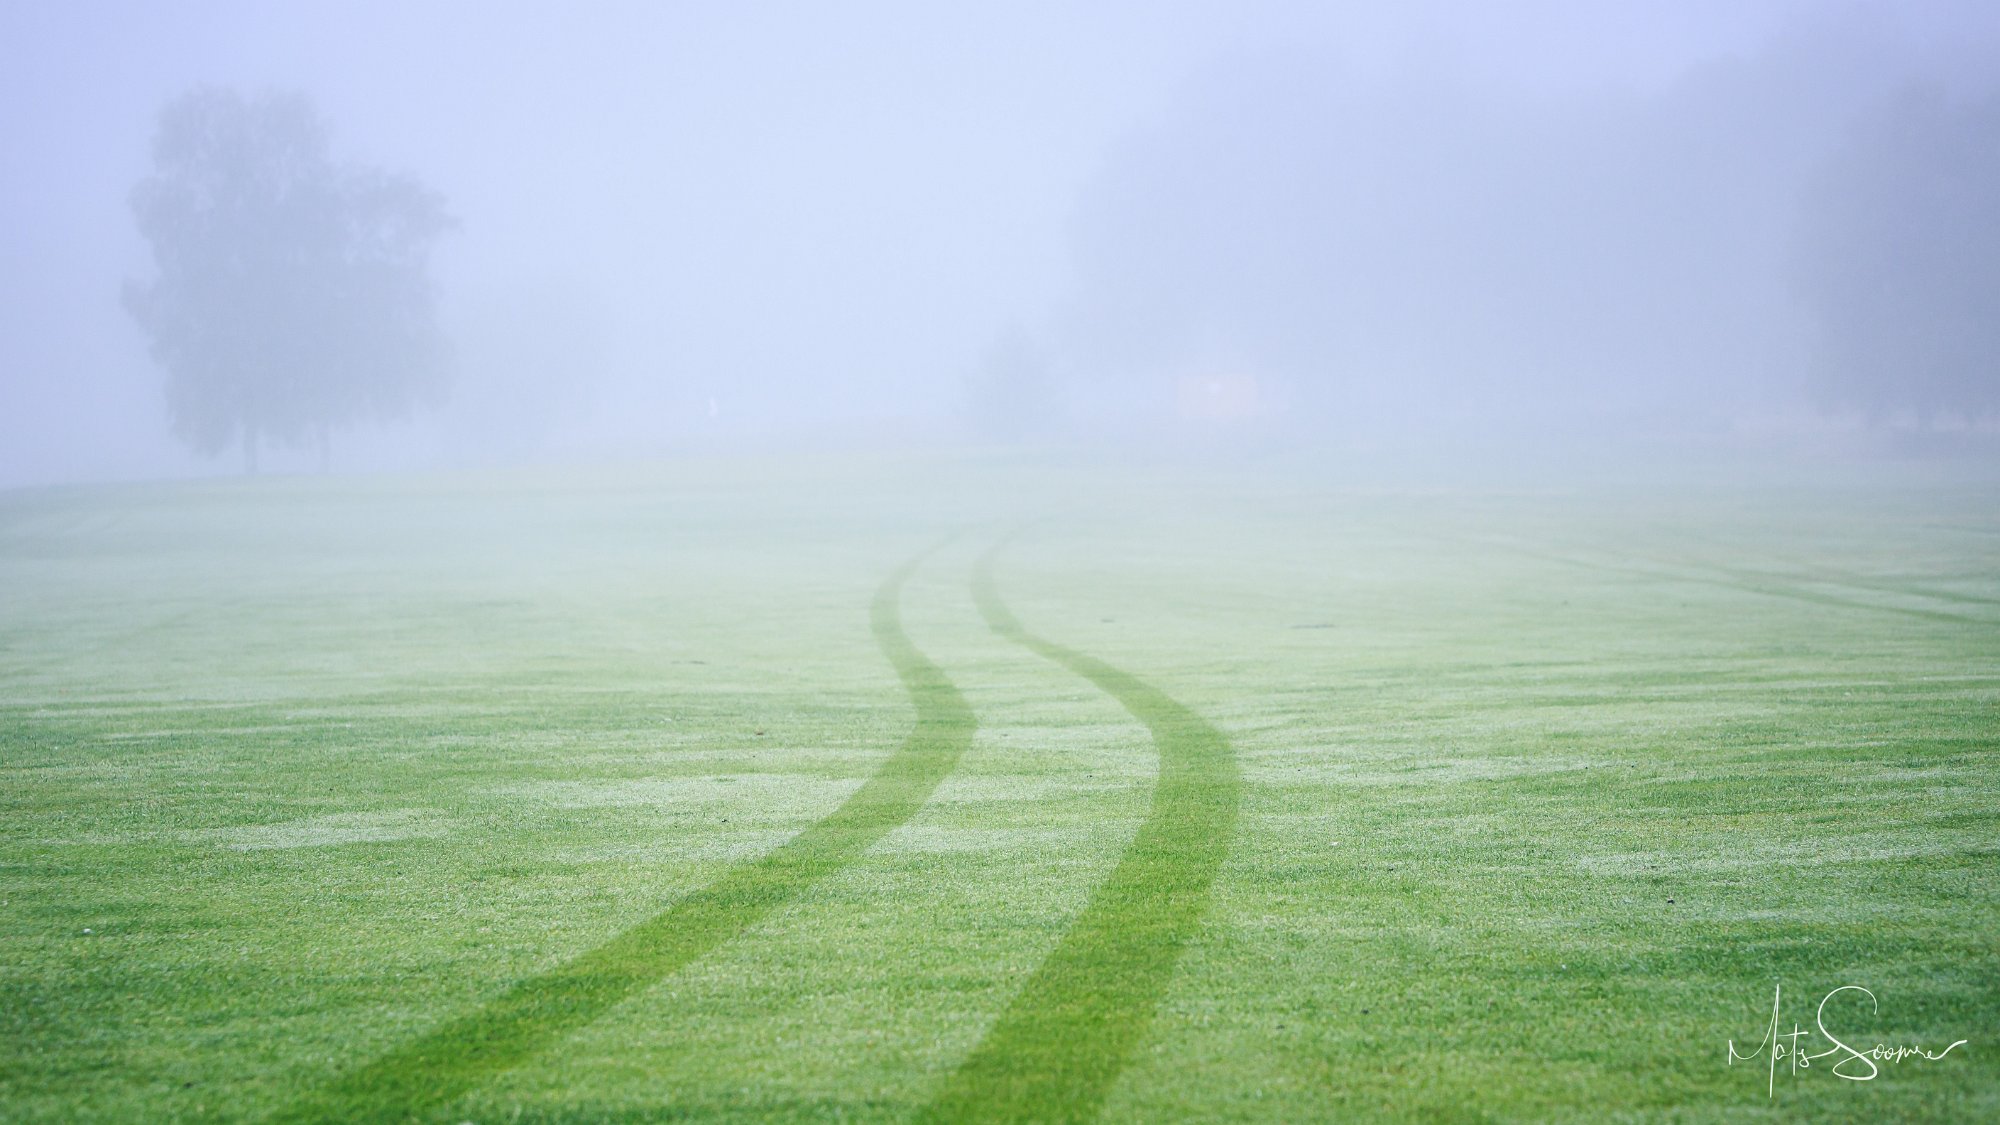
[243, 424, 259, 475]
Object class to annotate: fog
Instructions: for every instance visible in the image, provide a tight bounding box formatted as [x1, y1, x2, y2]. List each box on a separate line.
[5, 0, 1999, 488]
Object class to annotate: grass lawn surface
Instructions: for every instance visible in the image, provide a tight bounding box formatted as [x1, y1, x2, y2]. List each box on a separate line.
[2, 454, 1995, 1121]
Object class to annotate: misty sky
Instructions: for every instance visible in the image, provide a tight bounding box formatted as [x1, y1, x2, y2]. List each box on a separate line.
[4, 1, 1997, 486]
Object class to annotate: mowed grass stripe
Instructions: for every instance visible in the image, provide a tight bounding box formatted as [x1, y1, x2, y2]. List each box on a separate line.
[922, 543, 1241, 1124]
[1434, 527, 1990, 626]
[273, 549, 975, 1123]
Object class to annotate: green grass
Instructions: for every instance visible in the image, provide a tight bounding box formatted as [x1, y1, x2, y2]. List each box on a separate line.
[1, 456, 1995, 1122]
[269, 542, 975, 1123]
[919, 541, 1238, 1123]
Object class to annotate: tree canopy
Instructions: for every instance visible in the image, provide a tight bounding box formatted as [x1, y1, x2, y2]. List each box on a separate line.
[124, 87, 453, 471]
[1793, 87, 2000, 425]
[964, 324, 1056, 441]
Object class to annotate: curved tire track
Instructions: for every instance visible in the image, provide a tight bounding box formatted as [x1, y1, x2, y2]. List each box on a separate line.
[922, 540, 1240, 1124]
[274, 547, 974, 1123]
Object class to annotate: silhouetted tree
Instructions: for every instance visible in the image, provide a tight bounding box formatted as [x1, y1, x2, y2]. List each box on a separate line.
[964, 324, 1056, 440]
[124, 87, 453, 472]
[1793, 87, 2000, 425]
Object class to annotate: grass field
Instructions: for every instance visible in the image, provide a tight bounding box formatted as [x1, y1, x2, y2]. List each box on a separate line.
[2, 453, 1996, 1122]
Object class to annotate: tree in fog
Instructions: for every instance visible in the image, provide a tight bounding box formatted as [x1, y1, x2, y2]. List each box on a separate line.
[964, 324, 1056, 441]
[1793, 87, 2000, 424]
[124, 87, 453, 472]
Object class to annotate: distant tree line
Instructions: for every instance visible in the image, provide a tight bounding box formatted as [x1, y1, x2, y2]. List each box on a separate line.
[1793, 87, 2000, 424]
[1047, 21, 2000, 440]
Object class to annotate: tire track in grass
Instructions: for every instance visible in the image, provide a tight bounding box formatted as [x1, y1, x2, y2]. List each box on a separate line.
[273, 548, 973, 1123]
[922, 540, 1240, 1124]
